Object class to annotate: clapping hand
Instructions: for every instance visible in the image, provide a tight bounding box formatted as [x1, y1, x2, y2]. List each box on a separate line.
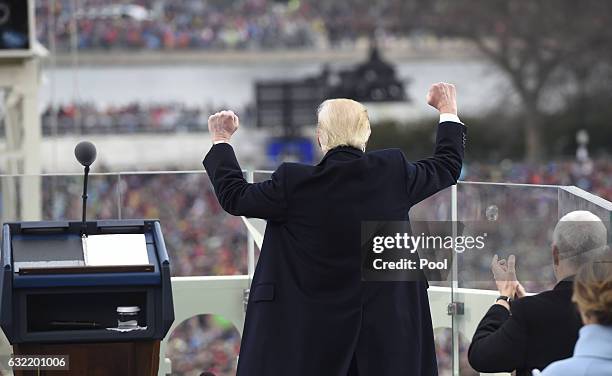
[491, 254, 519, 298]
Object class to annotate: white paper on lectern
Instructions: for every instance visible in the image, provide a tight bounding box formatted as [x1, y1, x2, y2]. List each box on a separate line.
[82, 234, 149, 266]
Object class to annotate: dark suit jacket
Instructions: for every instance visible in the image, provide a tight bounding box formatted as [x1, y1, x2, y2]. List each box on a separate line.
[203, 121, 466, 376]
[468, 279, 582, 376]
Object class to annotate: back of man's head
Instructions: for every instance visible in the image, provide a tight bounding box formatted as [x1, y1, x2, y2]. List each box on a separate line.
[553, 211, 608, 269]
[317, 98, 371, 153]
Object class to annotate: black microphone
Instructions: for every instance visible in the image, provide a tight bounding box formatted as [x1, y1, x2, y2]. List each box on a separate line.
[199, 373, 216, 376]
[75, 141, 97, 167]
[74, 141, 97, 237]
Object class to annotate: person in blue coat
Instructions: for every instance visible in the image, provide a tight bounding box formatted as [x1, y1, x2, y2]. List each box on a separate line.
[538, 259, 612, 376]
[203, 83, 466, 376]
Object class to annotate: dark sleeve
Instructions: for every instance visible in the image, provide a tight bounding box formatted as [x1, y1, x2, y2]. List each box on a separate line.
[203, 143, 287, 221]
[402, 121, 466, 205]
[467, 303, 528, 373]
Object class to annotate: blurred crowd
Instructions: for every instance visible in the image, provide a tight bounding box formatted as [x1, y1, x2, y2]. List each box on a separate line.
[166, 314, 240, 376]
[42, 103, 207, 134]
[434, 328, 477, 376]
[463, 159, 612, 202]
[36, 0, 326, 51]
[40, 103, 256, 135]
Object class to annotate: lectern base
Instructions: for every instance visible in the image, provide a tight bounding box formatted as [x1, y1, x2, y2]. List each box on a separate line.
[13, 340, 160, 376]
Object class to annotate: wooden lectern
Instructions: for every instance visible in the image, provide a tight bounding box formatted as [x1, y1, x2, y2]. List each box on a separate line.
[13, 341, 160, 376]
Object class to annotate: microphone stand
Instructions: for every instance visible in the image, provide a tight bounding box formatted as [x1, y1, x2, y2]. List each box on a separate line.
[81, 165, 90, 237]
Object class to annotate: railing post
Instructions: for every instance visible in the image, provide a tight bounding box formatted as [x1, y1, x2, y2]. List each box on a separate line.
[451, 184, 460, 376]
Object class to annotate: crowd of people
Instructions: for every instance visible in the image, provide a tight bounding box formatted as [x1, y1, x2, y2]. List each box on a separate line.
[41, 103, 210, 134]
[36, 0, 326, 51]
[40, 103, 257, 135]
[35, 0, 424, 51]
[463, 159, 612, 203]
[166, 314, 241, 376]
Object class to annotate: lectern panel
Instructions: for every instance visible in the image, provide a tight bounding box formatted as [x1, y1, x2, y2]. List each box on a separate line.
[12, 234, 84, 272]
[26, 290, 148, 333]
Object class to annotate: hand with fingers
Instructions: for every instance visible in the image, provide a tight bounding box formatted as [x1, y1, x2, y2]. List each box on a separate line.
[499, 255, 528, 298]
[491, 254, 520, 306]
[426, 82, 458, 115]
[208, 110, 240, 144]
[515, 281, 528, 299]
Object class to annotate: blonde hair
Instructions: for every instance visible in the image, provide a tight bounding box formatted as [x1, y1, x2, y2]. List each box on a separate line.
[572, 259, 612, 325]
[317, 98, 371, 153]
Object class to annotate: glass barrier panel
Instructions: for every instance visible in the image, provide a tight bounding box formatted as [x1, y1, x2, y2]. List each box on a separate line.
[411, 186, 453, 221]
[456, 182, 560, 292]
[0, 175, 30, 223]
[411, 186, 455, 375]
[117, 172, 248, 277]
[454, 182, 612, 376]
[454, 182, 561, 376]
[42, 174, 122, 221]
[0, 173, 121, 223]
[411, 186, 453, 289]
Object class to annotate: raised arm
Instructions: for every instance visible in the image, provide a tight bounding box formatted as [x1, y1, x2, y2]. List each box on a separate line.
[403, 83, 466, 205]
[203, 111, 287, 221]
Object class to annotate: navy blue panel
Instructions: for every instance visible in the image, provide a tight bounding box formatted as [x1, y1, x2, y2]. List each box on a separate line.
[12, 271, 160, 288]
[12, 233, 80, 241]
[18, 221, 70, 230]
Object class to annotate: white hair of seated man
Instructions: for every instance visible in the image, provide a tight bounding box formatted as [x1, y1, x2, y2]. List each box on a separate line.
[552, 210, 608, 280]
[316, 98, 372, 153]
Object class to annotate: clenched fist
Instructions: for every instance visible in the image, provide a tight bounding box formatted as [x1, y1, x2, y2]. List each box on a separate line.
[208, 110, 239, 143]
[426, 82, 457, 115]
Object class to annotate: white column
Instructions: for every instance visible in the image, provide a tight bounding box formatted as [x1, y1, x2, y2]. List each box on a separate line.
[19, 58, 42, 220]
